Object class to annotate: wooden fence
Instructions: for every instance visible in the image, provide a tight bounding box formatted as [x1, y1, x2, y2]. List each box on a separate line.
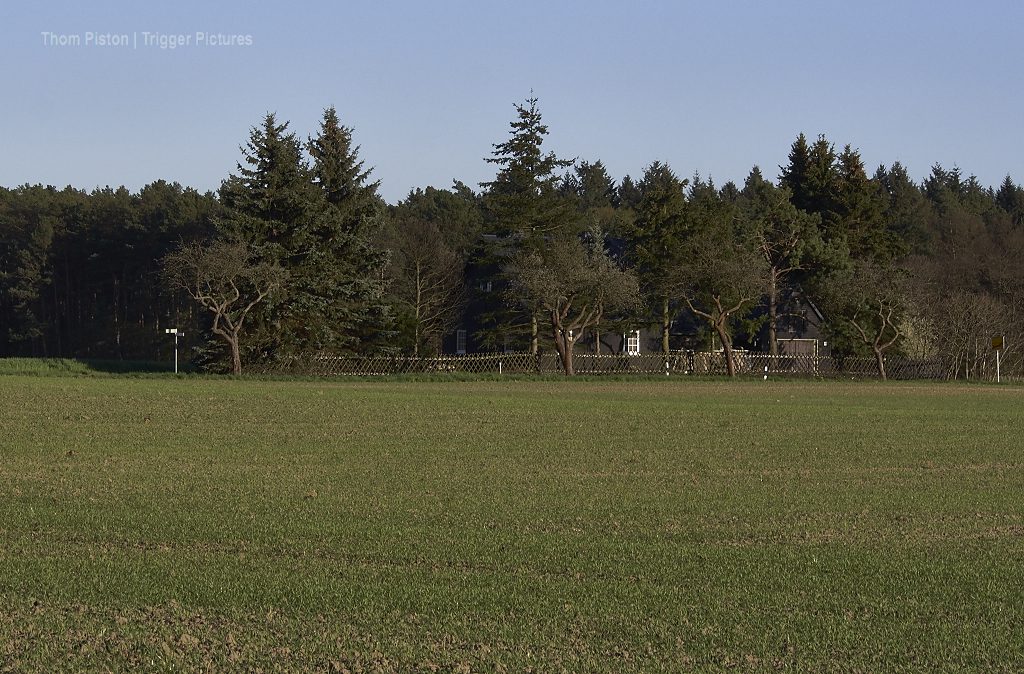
[253, 351, 949, 380]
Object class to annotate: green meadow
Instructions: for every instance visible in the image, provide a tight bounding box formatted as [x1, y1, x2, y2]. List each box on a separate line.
[1, 374, 1022, 672]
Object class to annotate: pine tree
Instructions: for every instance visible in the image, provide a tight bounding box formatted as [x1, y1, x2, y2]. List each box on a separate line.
[563, 160, 617, 211]
[876, 162, 932, 254]
[995, 175, 1024, 226]
[308, 106, 380, 234]
[805, 135, 840, 227]
[617, 175, 642, 212]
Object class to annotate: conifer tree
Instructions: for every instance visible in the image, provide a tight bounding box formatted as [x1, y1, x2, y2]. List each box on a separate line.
[834, 145, 895, 260]
[875, 162, 932, 254]
[217, 110, 391, 360]
[779, 132, 812, 209]
[479, 96, 575, 353]
[305, 106, 392, 354]
[628, 161, 689, 354]
[482, 96, 574, 240]
[995, 175, 1024, 227]
[308, 106, 380, 233]
[220, 114, 314, 252]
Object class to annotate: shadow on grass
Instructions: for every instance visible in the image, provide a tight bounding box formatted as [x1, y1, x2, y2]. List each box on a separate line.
[0, 357, 180, 376]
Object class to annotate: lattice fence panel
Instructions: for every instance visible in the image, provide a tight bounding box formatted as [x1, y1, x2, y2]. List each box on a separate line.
[250, 351, 949, 380]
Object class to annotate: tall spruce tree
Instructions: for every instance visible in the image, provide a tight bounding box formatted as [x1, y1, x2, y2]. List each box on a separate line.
[479, 96, 574, 353]
[220, 114, 314, 251]
[834, 145, 898, 261]
[305, 106, 392, 354]
[995, 175, 1024, 226]
[482, 97, 574, 238]
[308, 106, 380, 231]
[781, 133, 840, 230]
[875, 162, 933, 255]
[217, 110, 391, 361]
[219, 114, 317, 359]
[779, 132, 812, 210]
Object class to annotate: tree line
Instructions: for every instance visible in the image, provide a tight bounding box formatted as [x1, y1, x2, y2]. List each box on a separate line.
[2, 97, 1022, 377]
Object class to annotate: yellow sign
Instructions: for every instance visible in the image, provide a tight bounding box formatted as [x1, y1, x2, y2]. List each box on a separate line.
[992, 336, 1004, 351]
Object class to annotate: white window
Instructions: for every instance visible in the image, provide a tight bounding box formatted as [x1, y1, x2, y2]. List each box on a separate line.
[626, 330, 640, 355]
[479, 280, 493, 292]
[456, 329, 467, 355]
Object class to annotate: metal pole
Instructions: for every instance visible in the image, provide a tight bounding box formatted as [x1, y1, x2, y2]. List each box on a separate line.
[166, 328, 182, 374]
[996, 348, 1000, 384]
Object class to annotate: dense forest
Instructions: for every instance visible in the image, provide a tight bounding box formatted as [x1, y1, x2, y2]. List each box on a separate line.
[1, 98, 1021, 377]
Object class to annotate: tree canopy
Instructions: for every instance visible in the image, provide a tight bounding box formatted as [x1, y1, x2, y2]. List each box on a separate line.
[1, 109, 1021, 379]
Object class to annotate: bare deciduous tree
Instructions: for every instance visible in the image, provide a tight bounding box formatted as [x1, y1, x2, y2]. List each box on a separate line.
[162, 239, 285, 374]
[739, 172, 822, 356]
[384, 217, 466, 356]
[507, 230, 639, 376]
[820, 261, 908, 380]
[672, 199, 769, 377]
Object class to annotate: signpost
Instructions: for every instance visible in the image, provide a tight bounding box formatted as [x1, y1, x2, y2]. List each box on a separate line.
[992, 335, 1004, 383]
[165, 328, 183, 374]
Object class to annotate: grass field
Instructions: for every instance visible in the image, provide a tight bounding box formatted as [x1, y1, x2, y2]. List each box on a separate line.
[1, 374, 1023, 672]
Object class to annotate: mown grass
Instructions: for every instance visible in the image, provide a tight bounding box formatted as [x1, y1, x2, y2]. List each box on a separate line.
[1, 375, 1022, 672]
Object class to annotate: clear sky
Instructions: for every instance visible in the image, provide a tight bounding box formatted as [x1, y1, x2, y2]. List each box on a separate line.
[2, 0, 1022, 203]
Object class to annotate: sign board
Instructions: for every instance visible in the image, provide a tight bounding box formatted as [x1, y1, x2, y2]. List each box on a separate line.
[992, 335, 1004, 351]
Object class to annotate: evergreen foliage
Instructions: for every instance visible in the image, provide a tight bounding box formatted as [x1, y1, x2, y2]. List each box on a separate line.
[476, 96, 576, 352]
[218, 110, 391, 361]
[1, 111, 1023, 378]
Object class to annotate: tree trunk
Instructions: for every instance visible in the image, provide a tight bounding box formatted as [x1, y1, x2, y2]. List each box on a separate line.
[874, 347, 887, 381]
[561, 339, 574, 376]
[767, 272, 779, 357]
[52, 274, 62, 357]
[229, 335, 242, 375]
[414, 261, 422, 358]
[530, 314, 538, 355]
[594, 325, 601, 355]
[661, 296, 670, 355]
[113, 275, 122, 360]
[550, 313, 574, 376]
[716, 321, 737, 377]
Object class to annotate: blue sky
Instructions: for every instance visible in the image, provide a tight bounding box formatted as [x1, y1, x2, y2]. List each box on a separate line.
[2, 1, 1022, 202]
